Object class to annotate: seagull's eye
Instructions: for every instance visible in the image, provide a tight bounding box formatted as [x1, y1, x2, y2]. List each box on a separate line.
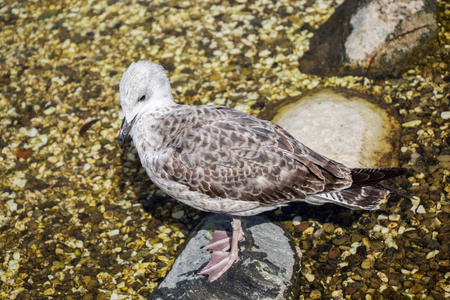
[138, 95, 146, 102]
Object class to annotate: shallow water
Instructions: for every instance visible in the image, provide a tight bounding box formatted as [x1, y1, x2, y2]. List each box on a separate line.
[0, 0, 449, 299]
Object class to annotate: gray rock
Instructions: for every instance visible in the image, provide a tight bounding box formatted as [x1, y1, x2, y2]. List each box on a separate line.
[299, 0, 438, 77]
[150, 214, 301, 300]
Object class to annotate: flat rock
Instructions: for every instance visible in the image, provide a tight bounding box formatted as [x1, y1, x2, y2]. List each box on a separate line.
[271, 88, 401, 168]
[299, 0, 438, 77]
[150, 214, 301, 300]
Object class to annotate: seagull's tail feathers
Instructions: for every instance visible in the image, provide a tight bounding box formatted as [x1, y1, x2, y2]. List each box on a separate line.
[304, 167, 408, 210]
[305, 185, 388, 210]
[350, 167, 407, 184]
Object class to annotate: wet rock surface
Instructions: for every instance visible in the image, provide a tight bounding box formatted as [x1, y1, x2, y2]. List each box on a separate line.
[151, 214, 301, 300]
[299, 0, 438, 77]
[271, 88, 401, 168]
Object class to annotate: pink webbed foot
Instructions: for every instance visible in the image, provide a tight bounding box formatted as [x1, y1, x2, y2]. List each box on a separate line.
[199, 216, 243, 282]
[203, 227, 244, 252]
[199, 250, 238, 281]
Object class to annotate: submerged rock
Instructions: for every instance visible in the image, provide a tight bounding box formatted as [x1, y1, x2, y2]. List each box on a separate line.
[299, 0, 438, 77]
[271, 88, 401, 168]
[151, 214, 301, 300]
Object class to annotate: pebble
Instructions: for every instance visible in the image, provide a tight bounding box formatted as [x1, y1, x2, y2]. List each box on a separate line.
[40, 135, 48, 144]
[14, 220, 26, 231]
[313, 228, 324, 238]
[408, 283, 423, 294]
[295, 223, 309, 232]
[332, 235, 350, 245]
[372, 224, 383, 232]
[323, 222, 335, 234]
[48, 156, 58, 164]
[6, 200, 18, 211]
[328, 248, 341, 259]
[292, 216, 302, 225]
[52, 261, 65, 269]
[416, 205, 426, 214]
[425, 250, 439, 259]
[437, 155, 450, 162]
[362, 237, 371, 250]
[258, 49, 271, 57]
[8, 260, 20, 273]
[351, 233, 363, 243]
[377, 272, 388, 283]
[389, 214, 401, 221]
[310, 290, 322, 299]
[332, 290, 343, 298]
[75, 240, 84, 249]
[28, 127, 38, 137]
[438, 282, 450, 293]
[91, 144, 101, 152]
[126, 153, 136, 161]
[441, 111, 450, 119]
[111, 293, 119, 300]
[304, 273, 315, 282]
[43, 106, 56, 115]
[377, 214, 388, 220]
[302, 226, 315, 235]
[171, 210, 185, 219]
[361, 258, 374, 269]
[108, 229, 120, 237]
[402, 120, 422, 128]
[442, 205, 450, 213]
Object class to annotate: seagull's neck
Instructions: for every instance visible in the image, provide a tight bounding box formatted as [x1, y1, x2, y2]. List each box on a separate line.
[135, 97, 178, 122]
[148, 82, 176, 109]
[146, 96, 176, 110]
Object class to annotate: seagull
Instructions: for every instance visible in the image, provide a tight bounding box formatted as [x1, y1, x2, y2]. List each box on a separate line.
[118, 61, 406, 282]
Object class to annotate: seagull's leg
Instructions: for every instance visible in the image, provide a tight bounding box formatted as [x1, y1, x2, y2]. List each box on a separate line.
[199, 216, 243, 281]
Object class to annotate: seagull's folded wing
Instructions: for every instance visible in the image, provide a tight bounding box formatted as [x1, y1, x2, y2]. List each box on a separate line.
[150, 105, 353, 205]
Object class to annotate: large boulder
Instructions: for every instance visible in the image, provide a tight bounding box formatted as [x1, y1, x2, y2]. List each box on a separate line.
[299, 0, 438, 78]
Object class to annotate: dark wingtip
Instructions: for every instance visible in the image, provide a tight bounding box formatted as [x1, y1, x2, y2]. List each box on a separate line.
[351, 167, 408, 184]
[395, 167, 408, 176]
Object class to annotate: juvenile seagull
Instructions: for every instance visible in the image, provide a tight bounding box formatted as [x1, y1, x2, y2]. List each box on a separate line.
[118, 61, 406, 282]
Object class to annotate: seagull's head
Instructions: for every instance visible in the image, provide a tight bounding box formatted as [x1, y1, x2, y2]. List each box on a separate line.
[118, 61, 174, 148]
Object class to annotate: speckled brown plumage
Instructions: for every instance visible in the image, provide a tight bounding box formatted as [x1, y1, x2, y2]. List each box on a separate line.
[156, 106, 346, 200]
[138, 104, 406, 213]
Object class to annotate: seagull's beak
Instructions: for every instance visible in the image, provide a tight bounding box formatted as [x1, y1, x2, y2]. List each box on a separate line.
[118, 115, 137, 148]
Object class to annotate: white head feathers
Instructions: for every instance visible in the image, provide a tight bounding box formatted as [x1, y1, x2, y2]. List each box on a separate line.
[119, 61, 174, 122]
